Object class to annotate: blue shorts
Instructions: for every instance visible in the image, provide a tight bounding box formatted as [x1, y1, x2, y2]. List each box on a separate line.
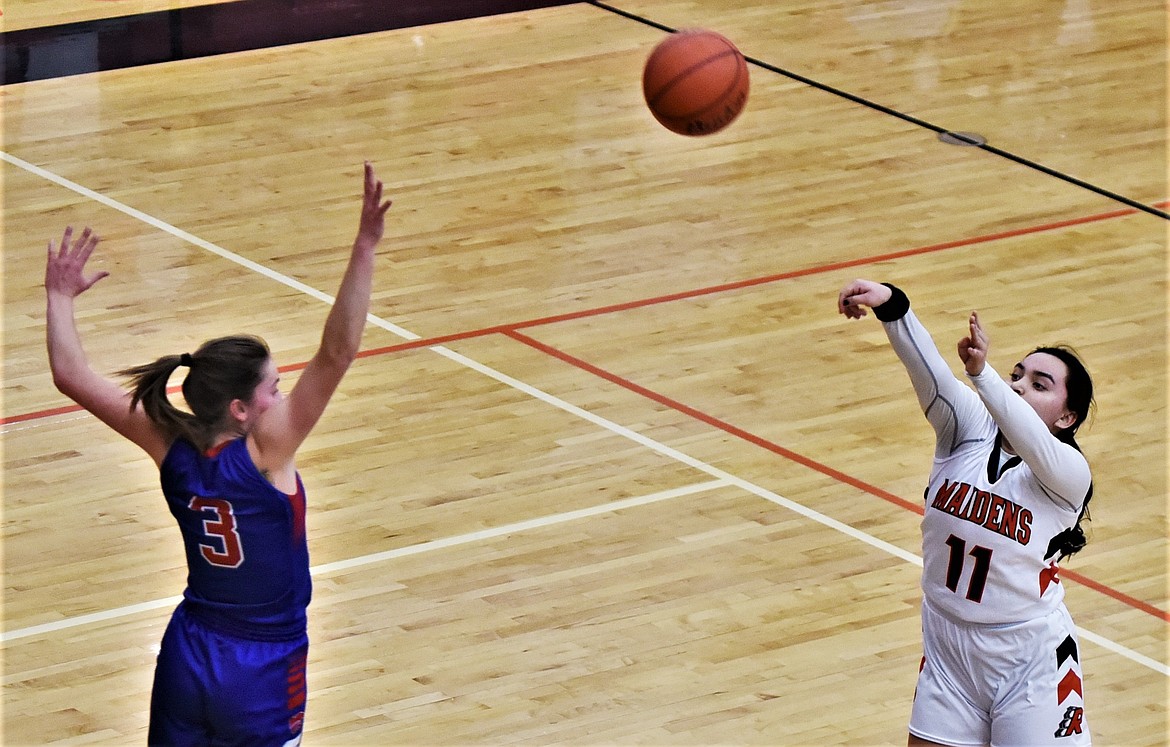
[148, 602, 308, 747]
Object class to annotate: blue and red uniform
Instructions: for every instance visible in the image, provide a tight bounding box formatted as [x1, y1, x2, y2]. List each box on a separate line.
[148, 437, 310, 746]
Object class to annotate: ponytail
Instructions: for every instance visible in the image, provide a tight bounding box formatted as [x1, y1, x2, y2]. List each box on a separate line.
[1048, 484, 1092, 561]
[119, 355, 205, 448]
[119, 335, 270, 451]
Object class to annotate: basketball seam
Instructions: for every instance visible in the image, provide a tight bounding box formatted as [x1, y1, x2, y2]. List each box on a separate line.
[646, 48, 740, 109]
[682, 56, 746, 121]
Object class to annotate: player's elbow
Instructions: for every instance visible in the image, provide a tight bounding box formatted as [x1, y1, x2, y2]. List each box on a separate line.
[50, 367, 86, 401]
[318, 338, 360, 373]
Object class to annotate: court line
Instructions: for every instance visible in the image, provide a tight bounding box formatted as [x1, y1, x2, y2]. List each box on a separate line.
[505, 330, 1170, 626]
[0, 595, 186, 644]
[4, 152, 1167, 622]
[350, 202, 1169, 359]
[1, 403, 85, 425]
[4, 152, 1167, 624]
[5, 344, 1165, 676]
[0, 412, 91, 433]
[1, 193, 1157, 429]
[310, 478, 729, 575]
[0, 151, 424, 346]
[5, 153, 1166, 673]
[0, 479, 729, 643]
[390, 341, 1169, 676]
[584, 0, 1170, 221]
[16, 323, 1151, 625]
[15, 322, 1162, 625]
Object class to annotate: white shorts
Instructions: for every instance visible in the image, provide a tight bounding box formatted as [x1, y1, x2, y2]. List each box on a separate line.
[909, 598, 1090, 747]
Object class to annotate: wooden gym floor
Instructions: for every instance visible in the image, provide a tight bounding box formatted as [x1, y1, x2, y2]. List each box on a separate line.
[1, 0, 1166, 744]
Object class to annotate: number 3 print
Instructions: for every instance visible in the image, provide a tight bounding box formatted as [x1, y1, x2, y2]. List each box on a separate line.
[189, 497, 245, 568]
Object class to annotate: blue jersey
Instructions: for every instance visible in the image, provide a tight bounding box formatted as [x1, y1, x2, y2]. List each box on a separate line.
[160, 438, 311, 641]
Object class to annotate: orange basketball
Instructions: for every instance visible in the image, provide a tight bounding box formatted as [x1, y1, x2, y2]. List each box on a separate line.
[642, 29, 749, 136]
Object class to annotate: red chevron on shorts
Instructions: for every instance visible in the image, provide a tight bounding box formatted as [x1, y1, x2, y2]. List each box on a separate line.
[1057, 670, 1083, 703]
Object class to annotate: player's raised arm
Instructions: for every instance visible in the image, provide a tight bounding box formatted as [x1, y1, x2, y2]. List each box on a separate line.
[249, 162, 392, 474]
[45, 226, 170, 464]
[838, 279, 989, 457]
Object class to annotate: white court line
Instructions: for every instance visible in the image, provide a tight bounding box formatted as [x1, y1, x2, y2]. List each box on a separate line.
[311, 478, 730, 575]
[0, 151, 421, 342]
[0, 479, 728, 643]
[441, 347, 922, 569]
[0, 596, 185, 644]
[438, 348, 1170, 678]
[1, 412, 91, 434]
[5, 151, 1167, 677]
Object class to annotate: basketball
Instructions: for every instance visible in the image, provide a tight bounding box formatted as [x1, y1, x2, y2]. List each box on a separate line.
[642, 29, 750, 137]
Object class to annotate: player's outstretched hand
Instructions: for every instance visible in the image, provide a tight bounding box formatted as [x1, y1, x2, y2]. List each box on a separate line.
[355, 161, 393, 250]
[45, 226, 108, 299]
[838, 279, 892, 320]
[957, 310, 990, 376]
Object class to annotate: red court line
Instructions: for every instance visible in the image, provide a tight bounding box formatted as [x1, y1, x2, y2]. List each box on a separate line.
[504, 329, 1170, 624]
[505, 329, 923, 513]
[351, 203, 1158, 361]
[1, 403, 88, 424]
[5, 204, 1167, 622]
[2, 369, 312, 425]
[4, 202, 1162, 428]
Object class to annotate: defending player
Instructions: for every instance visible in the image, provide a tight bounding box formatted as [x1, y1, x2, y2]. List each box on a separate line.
[838, 280, 1094, 747]
[44, 162, 392, 745]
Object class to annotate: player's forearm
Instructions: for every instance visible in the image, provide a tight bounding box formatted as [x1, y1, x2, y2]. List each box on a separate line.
[868, 286, 950, 415]
[883, 306, 990, 456]
[884, 308, 982, 431]
[318, 239, 376, 366]
[45, 293, 94, 397]
[968, 366, 1091, 507]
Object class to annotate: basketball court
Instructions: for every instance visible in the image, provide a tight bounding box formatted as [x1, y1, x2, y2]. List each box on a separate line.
[1, 0, 1166, 743]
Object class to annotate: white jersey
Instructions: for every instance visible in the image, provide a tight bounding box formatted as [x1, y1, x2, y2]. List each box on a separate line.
[884, 310, 1092, 625]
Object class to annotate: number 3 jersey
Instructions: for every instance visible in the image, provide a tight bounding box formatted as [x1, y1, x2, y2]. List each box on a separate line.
[160, 437, 311, 640]
[882, 309, 1092, 625]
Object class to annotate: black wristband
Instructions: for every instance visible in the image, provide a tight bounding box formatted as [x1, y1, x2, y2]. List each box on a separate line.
[873, 283, 910, 322]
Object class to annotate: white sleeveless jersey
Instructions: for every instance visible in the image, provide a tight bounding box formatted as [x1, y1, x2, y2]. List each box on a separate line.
[884, 310, 1092, 625]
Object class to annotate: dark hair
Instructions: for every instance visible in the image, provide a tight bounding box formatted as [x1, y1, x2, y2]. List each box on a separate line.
[1031, 345, 1095, 559]
[1031, 345, 1094, 446]
[119, 335, 271, 451]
